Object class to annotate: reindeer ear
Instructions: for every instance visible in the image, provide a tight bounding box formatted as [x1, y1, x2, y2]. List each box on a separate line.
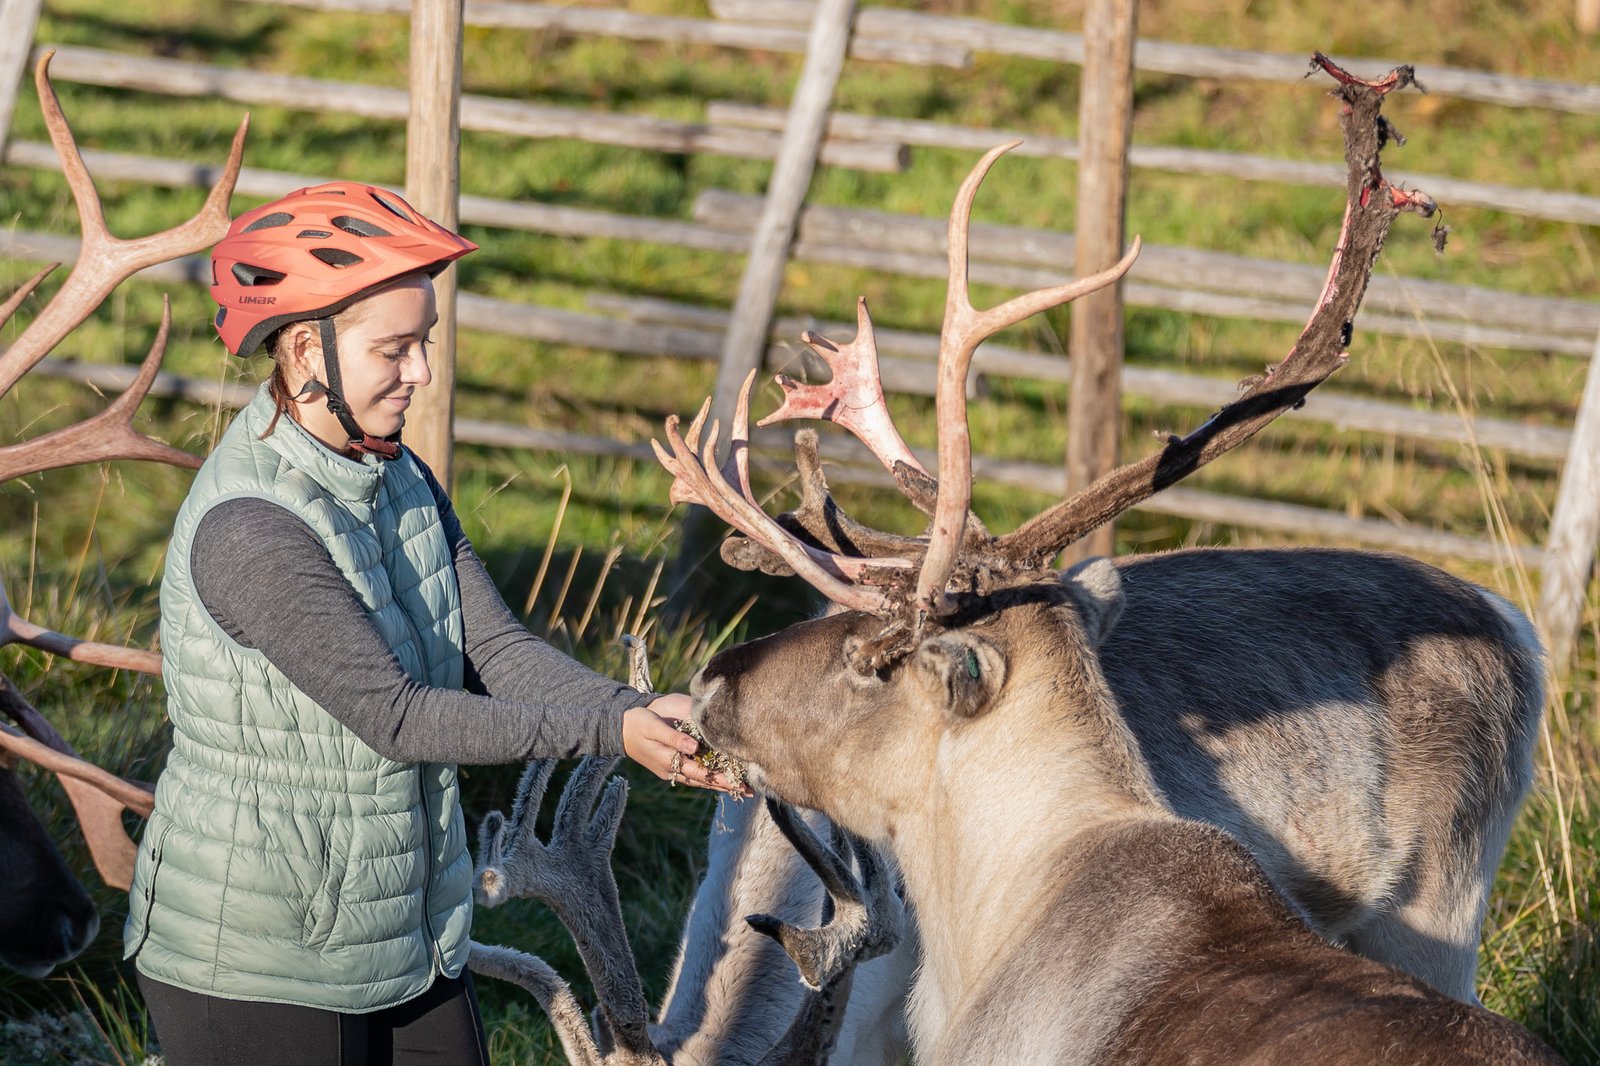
[912, 632, 1007, 720]
[1060, 557, 1125, 648]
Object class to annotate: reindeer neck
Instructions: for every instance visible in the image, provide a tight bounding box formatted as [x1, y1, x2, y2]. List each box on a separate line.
[891, 666, 1172, 987]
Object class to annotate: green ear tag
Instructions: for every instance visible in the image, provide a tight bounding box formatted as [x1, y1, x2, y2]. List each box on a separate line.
[964, 647, 981, 679]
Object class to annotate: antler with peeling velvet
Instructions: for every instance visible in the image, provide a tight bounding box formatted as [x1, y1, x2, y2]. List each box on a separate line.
[652, 370, 915, 613]
[993, 55, 1433, 568]
[659, 55, 1431, 664]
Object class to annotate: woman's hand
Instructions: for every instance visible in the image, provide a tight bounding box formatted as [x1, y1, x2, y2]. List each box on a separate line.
[622, 696, 748, 794]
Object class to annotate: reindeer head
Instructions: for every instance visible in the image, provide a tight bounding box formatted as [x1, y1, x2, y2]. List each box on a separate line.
[691, 560, 1128, 836]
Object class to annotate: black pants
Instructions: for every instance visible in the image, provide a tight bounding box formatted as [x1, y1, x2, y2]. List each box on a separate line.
[136, 969, 491, 1066]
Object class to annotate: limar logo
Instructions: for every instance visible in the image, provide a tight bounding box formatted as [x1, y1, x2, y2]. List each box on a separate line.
[238, 295, 278, 305]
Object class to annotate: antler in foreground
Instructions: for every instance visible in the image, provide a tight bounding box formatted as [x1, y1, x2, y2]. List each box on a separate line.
[0, 678, 155, 889]
[656, 54, 1433, 669]
[0, 52, 248, 890]
[0, 51, 246, 479]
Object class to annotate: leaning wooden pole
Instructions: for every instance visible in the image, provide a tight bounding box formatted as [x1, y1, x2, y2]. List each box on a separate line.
[404, 0, 466, 487]
[0, 0, 45, 151]
[671, 0, 857, 616]
[709, 0, 858, 435]
[1538, 327, 1600, 668]
[1063, 0, 1137, 564]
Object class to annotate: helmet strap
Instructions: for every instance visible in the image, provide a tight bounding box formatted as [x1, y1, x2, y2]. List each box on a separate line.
[316, 318, 401, 461]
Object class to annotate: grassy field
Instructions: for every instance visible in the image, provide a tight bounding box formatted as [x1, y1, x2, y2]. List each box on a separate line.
[1, 0, 1597, 1061]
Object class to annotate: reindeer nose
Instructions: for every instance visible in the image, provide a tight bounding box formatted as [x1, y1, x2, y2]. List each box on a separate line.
[60, 908, 99, 958]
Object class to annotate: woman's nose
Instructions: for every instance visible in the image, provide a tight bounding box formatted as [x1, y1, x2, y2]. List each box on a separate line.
[404, 348, 432, 388]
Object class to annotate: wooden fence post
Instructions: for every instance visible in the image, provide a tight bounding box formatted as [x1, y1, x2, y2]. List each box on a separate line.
[0, 0, 45, 152]
[404, 0, 465, 489]
[709, 0, 857, 434]
[1537, 328, 1600, 668]
[1063, 0, 1136, 564]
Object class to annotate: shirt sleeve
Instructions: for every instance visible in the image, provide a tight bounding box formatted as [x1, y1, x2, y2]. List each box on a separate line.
[188, 494, 635, 764]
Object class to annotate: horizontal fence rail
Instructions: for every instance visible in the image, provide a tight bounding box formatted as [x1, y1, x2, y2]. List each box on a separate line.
[712, 0, 1600, 115]
[18, 355, 1545, 571]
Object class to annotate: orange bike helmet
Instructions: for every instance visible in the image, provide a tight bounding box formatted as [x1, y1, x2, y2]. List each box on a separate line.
[210, 181, 477, 357]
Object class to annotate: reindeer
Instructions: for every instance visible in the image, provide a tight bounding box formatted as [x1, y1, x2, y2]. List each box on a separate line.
[0, 53, 246, 971]
[642, 56, 1559, 1063]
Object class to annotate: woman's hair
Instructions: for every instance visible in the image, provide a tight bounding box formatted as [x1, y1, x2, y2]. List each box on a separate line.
[259, 325, 296, 439]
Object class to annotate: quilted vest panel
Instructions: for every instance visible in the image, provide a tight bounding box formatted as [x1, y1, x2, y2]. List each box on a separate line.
[125, 384, 472, 1013]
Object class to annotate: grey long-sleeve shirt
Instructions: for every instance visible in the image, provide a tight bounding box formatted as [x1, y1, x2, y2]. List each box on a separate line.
[188, 467, 644, 765]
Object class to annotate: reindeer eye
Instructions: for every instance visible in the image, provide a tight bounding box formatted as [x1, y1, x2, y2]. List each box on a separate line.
[964, 648, 981, 680]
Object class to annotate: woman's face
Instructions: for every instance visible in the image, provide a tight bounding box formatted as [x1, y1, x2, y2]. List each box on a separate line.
[284, 274, 438, 450]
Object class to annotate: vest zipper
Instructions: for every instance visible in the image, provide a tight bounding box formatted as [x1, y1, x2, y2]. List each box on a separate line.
[418, 766, 445, 973]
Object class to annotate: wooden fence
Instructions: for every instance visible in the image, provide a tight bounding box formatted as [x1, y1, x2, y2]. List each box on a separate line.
[1, 0, 1597, 658]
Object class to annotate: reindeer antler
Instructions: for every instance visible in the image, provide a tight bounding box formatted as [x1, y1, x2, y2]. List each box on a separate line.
[0, 672, 154, 889]
[745, 799, 901, 991]
[0, 52, 246, 402]
[473, 756, 659, 1063]
[914, 143, 1140, 613]
[994, 55, 1434, 567]
[0, 52, 249, 888]
[653, 370, 915, 613]
[657, 54, 1430, 664]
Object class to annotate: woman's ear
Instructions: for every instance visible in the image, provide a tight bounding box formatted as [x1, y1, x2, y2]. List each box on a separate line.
[280, 323, 323, 392]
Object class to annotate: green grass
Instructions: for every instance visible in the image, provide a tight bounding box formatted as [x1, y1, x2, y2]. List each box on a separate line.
[1, 0, 1598, 1061]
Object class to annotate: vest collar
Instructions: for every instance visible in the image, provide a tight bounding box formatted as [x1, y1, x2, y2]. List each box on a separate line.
[241, 383, 388, 505]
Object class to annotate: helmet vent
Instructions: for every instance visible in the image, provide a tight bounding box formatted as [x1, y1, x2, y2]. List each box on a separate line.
[311, 247, 365, 269]
[240, 212, 294, 234]
[231, 262, 286, 286]
[296, 228, 334, 239]
[370, 193, 414, 223]
[331, 215, 391, 238]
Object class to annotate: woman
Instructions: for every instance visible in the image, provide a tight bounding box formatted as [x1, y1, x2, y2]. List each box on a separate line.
[124, 182, 735, 1065]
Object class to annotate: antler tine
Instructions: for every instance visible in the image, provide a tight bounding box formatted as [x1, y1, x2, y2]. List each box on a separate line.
[745, 799, 901, 991]
[653, 385, 911, 613]
[0, 265, 58, 330]
[917, 142, 1142, 614]
[759, 297, 930, 480]
[0, 297, 203, 484]
[0, 53, 247, 398]
[996, 57, 1428, 567]
[0, 672, 154, 889]
[0, 572, 163, 676]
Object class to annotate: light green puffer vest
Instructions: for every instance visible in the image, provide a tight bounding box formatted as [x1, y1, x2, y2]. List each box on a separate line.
[125, 383, 473, 1013]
